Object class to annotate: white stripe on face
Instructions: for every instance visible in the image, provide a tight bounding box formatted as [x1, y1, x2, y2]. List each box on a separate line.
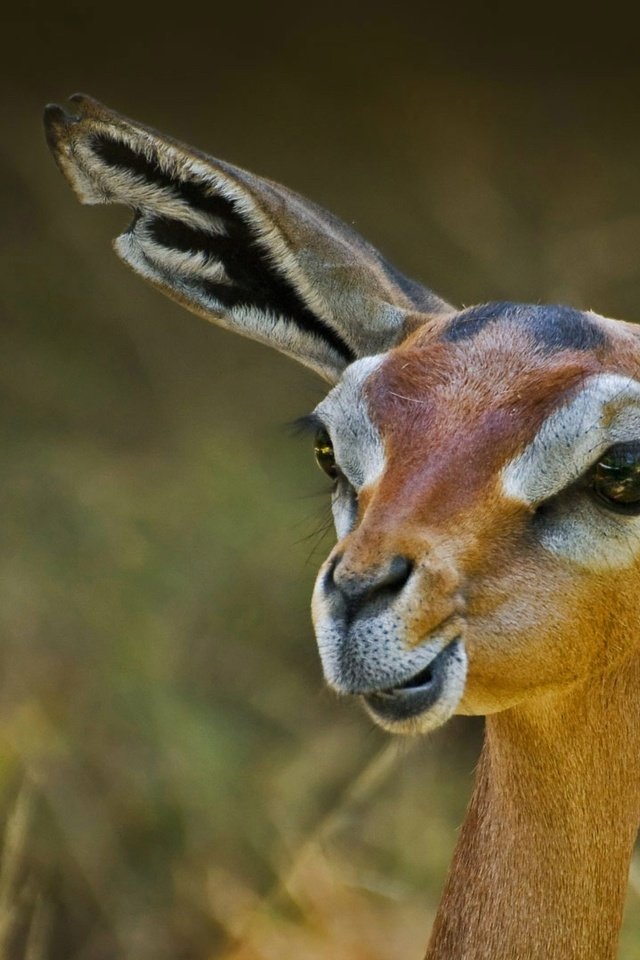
[502, 374, 640, 505]
[313, 355, 387, 494]
[502, 373, 640, 568]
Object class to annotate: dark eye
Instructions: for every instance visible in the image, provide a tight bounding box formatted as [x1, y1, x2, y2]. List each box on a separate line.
[592, 441, 640, 512]
[314, 429, 338, 480]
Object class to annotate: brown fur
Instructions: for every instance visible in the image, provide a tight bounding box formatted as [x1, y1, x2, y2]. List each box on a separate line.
[426, 660, 640, 959]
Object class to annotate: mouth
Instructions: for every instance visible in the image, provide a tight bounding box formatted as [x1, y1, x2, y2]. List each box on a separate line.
[363, 638, 467, 733]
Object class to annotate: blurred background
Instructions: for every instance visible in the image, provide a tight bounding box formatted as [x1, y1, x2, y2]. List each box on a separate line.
[2, 2, 640, 957]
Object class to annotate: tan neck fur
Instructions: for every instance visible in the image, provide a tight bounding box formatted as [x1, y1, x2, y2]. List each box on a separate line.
[426, 650, 640, 960]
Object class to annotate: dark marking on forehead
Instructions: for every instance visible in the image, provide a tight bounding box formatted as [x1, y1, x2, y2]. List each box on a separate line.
[442, 301, 607, 352]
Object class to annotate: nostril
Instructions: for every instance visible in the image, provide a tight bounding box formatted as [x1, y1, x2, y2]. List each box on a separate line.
[380, 554, 413, 592]
[324, 553, 343, 591]
[329, 552, 414, 607]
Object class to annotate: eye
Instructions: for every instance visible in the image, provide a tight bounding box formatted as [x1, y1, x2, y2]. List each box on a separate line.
[314, 428, 338, 480]
[591, 441, 640, 512]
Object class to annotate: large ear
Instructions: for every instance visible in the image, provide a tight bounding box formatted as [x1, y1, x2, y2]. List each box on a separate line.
[44, 95, 453, 382]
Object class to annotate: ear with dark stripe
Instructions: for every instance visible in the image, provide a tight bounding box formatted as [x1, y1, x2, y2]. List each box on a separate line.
[44, 94, 452, 382]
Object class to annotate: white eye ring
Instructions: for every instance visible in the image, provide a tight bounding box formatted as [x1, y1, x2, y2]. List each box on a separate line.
[331, 478, 358, 539]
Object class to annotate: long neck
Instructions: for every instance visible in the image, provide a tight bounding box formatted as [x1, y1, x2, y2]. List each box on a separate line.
[426, 652, 640, 960]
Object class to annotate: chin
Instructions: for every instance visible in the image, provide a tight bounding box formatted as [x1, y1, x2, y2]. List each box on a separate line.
[362, 639, 468, 735]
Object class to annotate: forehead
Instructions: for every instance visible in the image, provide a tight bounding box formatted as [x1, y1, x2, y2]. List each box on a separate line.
[365, 302, 618, 446]
[314, 302, 640, 500]
[319, 303, 640, 472]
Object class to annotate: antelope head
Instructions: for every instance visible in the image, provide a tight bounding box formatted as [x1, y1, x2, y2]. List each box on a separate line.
[44, 97, 640, 736]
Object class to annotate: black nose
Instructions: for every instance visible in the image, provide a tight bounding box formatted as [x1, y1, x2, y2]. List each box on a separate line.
[327, 553, 413, 616]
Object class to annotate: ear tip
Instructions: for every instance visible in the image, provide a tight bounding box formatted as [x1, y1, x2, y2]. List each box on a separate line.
[69, 92, 101, 111]
[43, 101, 68, 128]
[43, 94, 109, 142]
[45, 93, 113, 125]
[42, 102, 77, 157]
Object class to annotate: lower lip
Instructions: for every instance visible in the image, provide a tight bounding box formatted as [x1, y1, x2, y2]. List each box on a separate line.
[363, 639, 462, 724]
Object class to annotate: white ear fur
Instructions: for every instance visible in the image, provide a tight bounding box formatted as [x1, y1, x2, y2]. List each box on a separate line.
[44, 95, 452, 382]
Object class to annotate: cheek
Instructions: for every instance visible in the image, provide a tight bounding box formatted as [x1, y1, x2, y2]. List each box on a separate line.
[535, 495, 640, 571]
[458, 561, 612, 714]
